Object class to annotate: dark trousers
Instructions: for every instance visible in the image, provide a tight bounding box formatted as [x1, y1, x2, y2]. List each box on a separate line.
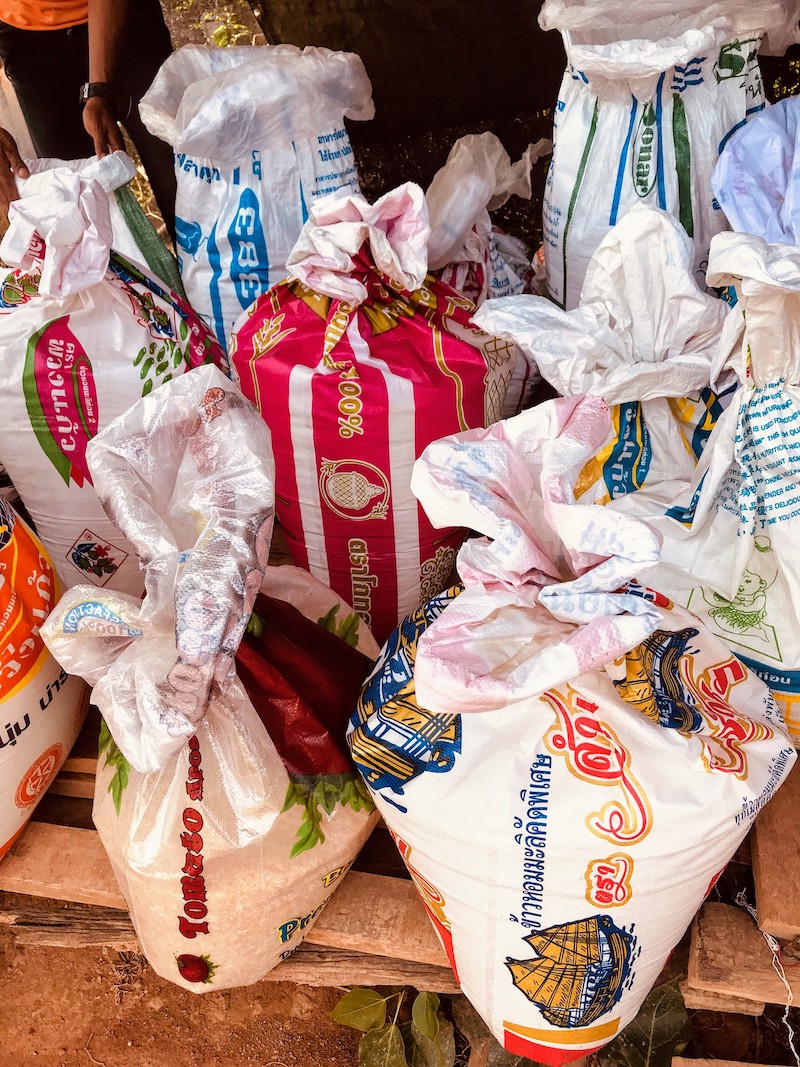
[0, 0, 176, 235]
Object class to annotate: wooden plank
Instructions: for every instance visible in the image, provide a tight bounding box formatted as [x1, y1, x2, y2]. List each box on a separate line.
[753, 759, 800, 938]
[0, 891, 459, 990]
[0, 823, 126, 908]
[264, 946, 460, 991]
[31, 792, 94, 830]
[49, 772, 95, 800]
[0, 821, 449, 966]
[688, 903, 798, 1006]
[0, 894, 138, 951]
[679, 980, 765, 1017]
[61, 705, 100, 777]
[312, 868, 446, 965]
[673, 1060, 785, 1067]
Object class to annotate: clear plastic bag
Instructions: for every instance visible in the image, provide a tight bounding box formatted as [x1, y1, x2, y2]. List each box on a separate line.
[712, 95, 800, 245]
[42, 365, 379, 991]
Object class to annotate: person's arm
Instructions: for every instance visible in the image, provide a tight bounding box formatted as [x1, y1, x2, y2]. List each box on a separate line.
[82, 0, 131, 156]
[0, 128, 29, 216]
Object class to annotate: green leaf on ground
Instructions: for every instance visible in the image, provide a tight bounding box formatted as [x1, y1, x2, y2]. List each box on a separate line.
[359, 1023, 409, 1067]
[412, 992, 440, 1041]
[331, 988, 388, 1032]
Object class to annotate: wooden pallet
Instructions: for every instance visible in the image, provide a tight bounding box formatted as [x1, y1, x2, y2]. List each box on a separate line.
[0, 709, 459, 992]
[9, 710, 800, 1012]
[682, 759, 800, 1017]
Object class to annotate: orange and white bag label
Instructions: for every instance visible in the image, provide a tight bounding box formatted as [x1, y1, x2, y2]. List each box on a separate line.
[0, 500, 87, 859]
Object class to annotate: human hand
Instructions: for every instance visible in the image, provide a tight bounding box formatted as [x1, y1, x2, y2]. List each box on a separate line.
[0, 128, 29, 217]
[83, 96, 125, 157]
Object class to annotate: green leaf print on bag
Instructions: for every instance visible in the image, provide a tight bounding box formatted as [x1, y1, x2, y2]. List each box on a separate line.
[98, 717, 131, 816]
[316, 604, 361, 648]
[281, 772, 375, 858]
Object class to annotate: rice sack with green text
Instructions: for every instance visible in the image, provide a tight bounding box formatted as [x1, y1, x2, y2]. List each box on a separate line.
[0, 164, 223, 596]
[230, 182, 518, 643]
[619, 232, 800, 748]
[348, 393, 794, 1065]
[42, 366, 379, 992]
[539, 0, 800, 309]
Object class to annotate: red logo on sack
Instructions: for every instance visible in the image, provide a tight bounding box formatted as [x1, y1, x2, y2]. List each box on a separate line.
[15, 744, 63, 809]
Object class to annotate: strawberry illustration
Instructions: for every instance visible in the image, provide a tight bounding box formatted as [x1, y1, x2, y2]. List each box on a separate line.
[176, 953, 217, 984]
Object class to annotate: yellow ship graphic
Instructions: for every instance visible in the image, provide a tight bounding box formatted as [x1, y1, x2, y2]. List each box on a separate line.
[506, 915, 633, 1029]
[348, 589, 462, 797]
[613, 627, 703, 732]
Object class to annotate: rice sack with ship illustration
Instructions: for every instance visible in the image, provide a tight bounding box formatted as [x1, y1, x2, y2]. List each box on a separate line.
[348, 394, 795, 1065]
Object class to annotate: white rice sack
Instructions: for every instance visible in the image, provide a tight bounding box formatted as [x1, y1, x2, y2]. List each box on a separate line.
[141, 44, 374, 355]
[539, 0, 800, 310]
[349, 393, 795, 1064]
[0, 164, 223, 596]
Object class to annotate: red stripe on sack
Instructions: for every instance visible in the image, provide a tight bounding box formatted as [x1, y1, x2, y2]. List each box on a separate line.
[502, 1032, 603, 1066]
[411, 289, 488, 608]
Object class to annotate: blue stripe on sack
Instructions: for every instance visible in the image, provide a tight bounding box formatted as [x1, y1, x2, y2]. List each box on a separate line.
[206, 222, 227, 352]
[736, 655, 800, 693]
[665, 472, 706, 526]
[655, 72, 666, 209]
[602, 402, 652, 498]
[233, 167, 241, 187]
[609, 97, 639, 225]
[292, 141, 310, 223]
[718, 103, 766, 154]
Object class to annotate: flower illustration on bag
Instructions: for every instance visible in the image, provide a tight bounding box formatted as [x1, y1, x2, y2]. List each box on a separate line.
[68, 530, 128, 587]
[71, 543, 116, 578]
[0, 270, 39, 308]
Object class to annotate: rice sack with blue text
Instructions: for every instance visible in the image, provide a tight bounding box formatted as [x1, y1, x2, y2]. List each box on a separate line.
[347, 394, 795, 1065]
[621, 232, 800, 748]
[140, 44, 374, 354]
[41, 366, 379, 993]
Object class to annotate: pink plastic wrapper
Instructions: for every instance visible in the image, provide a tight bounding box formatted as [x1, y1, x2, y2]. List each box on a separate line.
[230, 183, 515, 642]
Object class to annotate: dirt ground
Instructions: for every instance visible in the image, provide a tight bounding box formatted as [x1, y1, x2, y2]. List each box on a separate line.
[0, 926, 361, 1067]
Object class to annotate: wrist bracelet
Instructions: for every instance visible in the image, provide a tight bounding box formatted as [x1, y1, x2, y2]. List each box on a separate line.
[78, 82, 132, 122]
